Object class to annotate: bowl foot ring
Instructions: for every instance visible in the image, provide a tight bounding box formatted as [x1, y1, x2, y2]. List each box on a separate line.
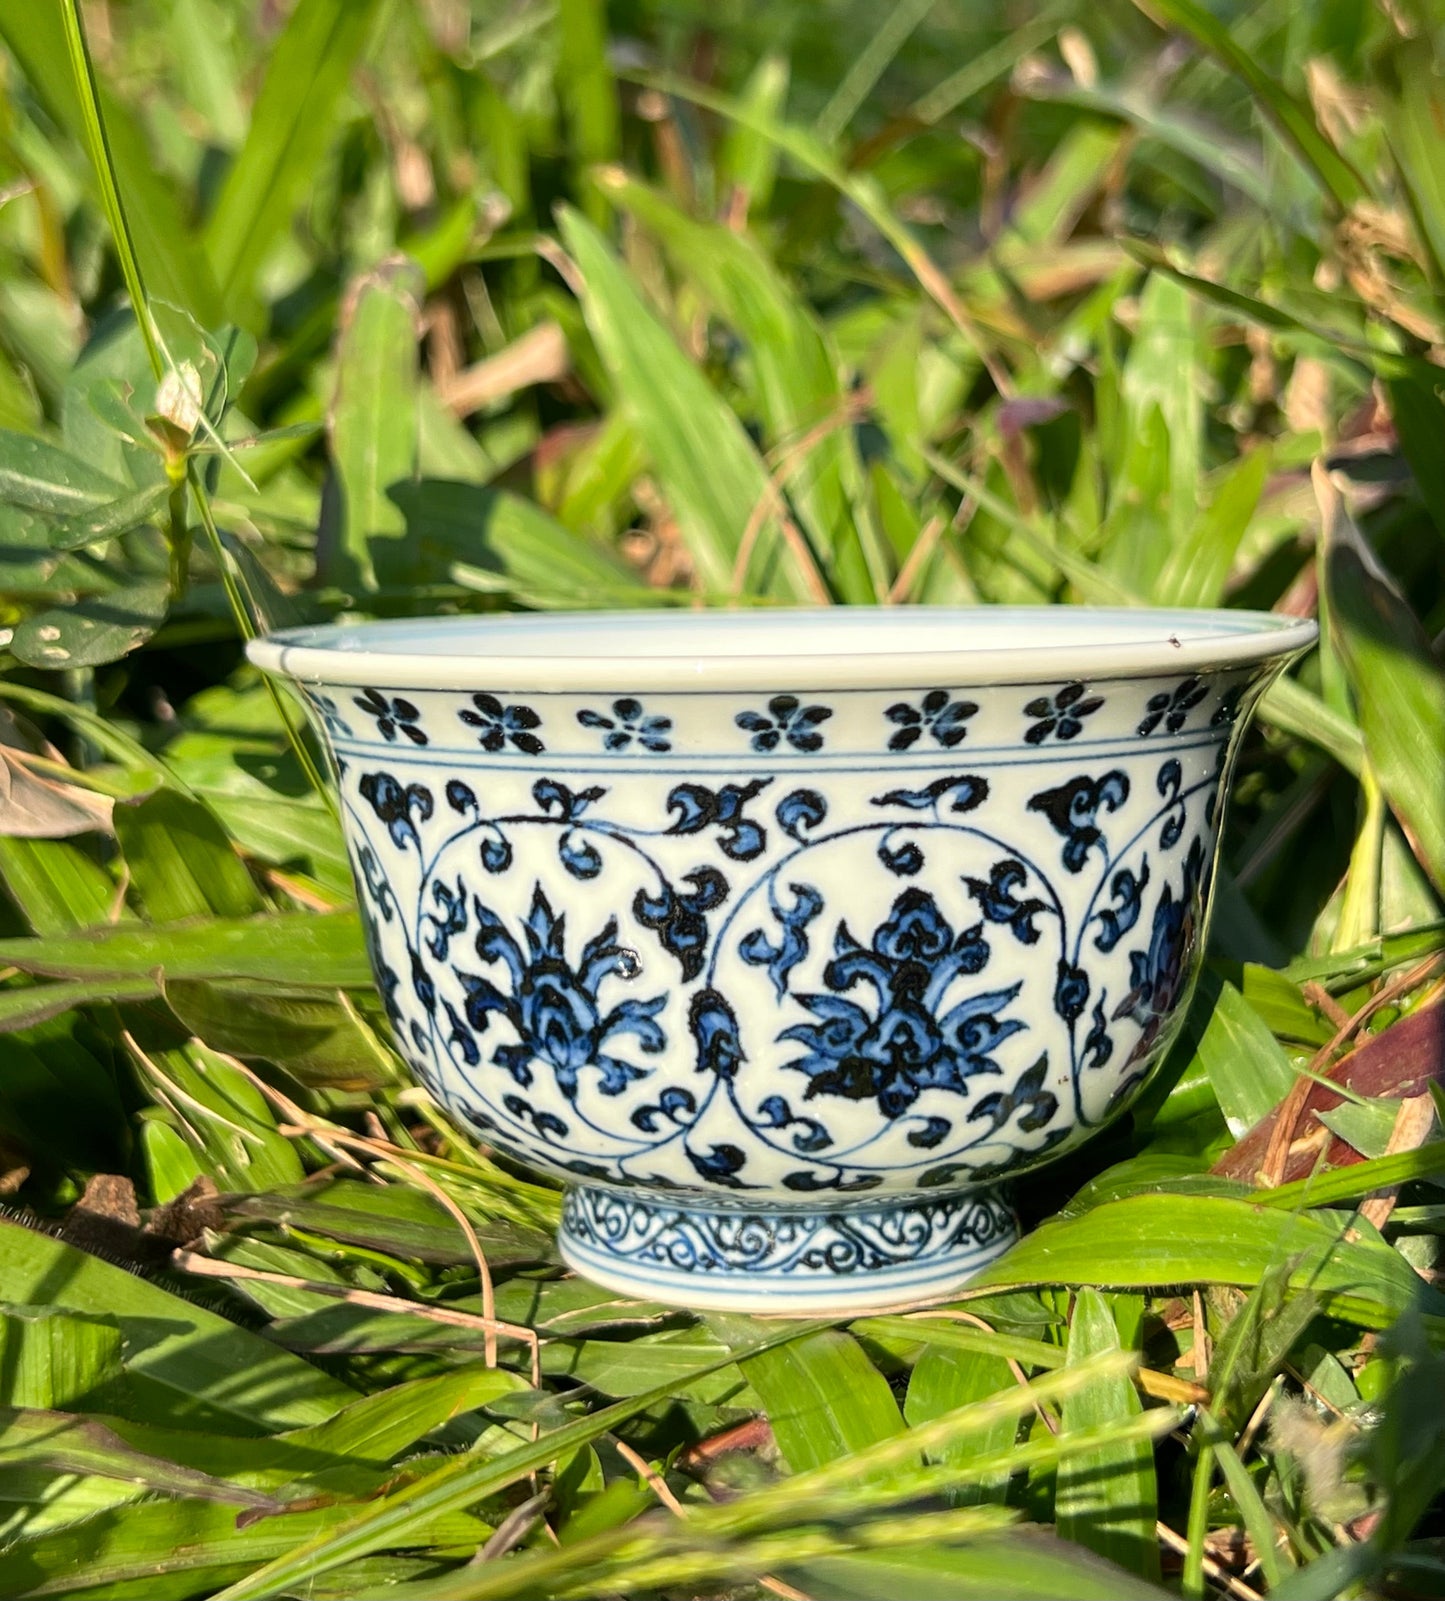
[558, 1184, 1018, 1315]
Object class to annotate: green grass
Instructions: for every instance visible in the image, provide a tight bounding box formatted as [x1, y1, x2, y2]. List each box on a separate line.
[0, 0, 1443, 1596]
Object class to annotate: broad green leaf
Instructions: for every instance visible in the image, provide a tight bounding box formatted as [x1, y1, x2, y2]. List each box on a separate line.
[0, 977, 157, 1034]
[557, 0, 618, 225]
[139, 1118, 203, 1204]
[0, 1021, 127, 1172]
[0, 1306, 125, 1412]
[199, 794, 350, 894]
[1240, 965, 1332, 1046]
[721, 1323, 906, 1471]
[0, 1498, 489, 1601]
[601, 170, 877, 599]
[388, 479, 643, 604]
[1254, 1139, 1445, 1212]
[165, 981, 398, 1088]
[324, 258, 423, 591]
[1153, 446, 1271, 608]
[1056, 1290, 1159, 1579]
[200, 1321, 830, 1601]
[1321, 469, 1445, 890]
[221, 1178, 551, 1268]
[974, 1194, 1442, 1332]
[1207, 1267, 1320, 1435]
[0, 1407, 279, 1510]
[10, 583, 171, 671]
[904, 1344, 1016, 1505]
[137, 1042, 304, 1193]
[1127, 0, 1366, 211]
[170, 0, 246, 144]
[1192, 978, 1296, 1138]
[49, 481, 171, 551]
[0, 429, 127, 517]
[545, 1329, 756, 1407]
[1382, 50, 1445, 294]
[284, 1367, 526, 1462]
[0, 838, 117, 937]
[1382, 367, 1445, 547]
[790, 1533, 1172, 1601]
[1099, 272, 1201, 588]
[559, 207, 813, 600]
[1261, 674, 1364, 779]
[860, 1313, 1062, 1373]
[1212, 1432, 1289, 1586]
[0, 7, 220, 322]
[114, 789, 264, 923]
[0, 1217, 353, 1430]
[715, 55, 789, 212]
[203, 0, 382, 308]
[0, 910, 370, 987]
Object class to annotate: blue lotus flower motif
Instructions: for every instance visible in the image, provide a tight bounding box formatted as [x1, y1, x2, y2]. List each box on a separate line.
[736, 695, 833, 753]
[884, 689, 979, 752]
[578, 697, 672, 753]
[1114, 837, 1206, 1044]
[780, 888, 1022, 1119]
[455, 885, 664, 1101]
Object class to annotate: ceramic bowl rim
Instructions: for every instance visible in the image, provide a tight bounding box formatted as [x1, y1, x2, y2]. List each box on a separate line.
[246, 606, 1318, 694]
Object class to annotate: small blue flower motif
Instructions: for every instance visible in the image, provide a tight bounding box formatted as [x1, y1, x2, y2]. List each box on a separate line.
[1210, 682, 1247, 728]
[884, 689, 979, 753]
[459, 693, 544, 755]
[353, 687, 427, 746]
[736, 695, 833, 754]
[577, 698, 672, 753]
[1023, 682, 1103, 745]
[1137, 676, 1208, 736]
[308, 692, 352, 740]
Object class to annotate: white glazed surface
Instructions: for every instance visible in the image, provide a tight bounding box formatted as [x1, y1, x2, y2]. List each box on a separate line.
[249, 608, 1315, 1306]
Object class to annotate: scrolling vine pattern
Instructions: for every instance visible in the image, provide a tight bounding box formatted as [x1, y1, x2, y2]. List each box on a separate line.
[341, 684, 1230, 1199]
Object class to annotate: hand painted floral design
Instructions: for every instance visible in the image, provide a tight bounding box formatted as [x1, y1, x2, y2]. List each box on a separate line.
[455, 885, 664, 1099]
[1027, 770, 1129, 872]
[308, 692, 353, 739]
[736, 695, 832, 753]
[1023, 682, 1103, 744]
[1210, 682, 1248, 727]
[359, 771, 433, 850]
[1137, 676, 1207, 736]
[459, 693, 544, 755]
[577, 698, 672, 753]
[354, 688, 427, 745]
[884, 690, 979, 752]
[780, 888, 1021, 1118]
[1114, 836, 1206, 1049]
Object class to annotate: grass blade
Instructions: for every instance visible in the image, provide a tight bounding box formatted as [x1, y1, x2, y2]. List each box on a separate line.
[1056, 1290, 1160, 1579]
[323, 260, 423, 593]
[1318, 462, 1445, 890]
[203, 0, 381, 309]
[558, 207, 815, 600]
[1128, 0, 1367, 211]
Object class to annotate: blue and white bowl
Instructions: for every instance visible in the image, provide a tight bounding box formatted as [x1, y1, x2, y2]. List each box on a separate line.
[249, 607, 1316, 1312]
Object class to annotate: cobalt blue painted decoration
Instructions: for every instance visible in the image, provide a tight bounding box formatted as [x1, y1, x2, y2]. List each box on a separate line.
[254, 606, 1315, 1312]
